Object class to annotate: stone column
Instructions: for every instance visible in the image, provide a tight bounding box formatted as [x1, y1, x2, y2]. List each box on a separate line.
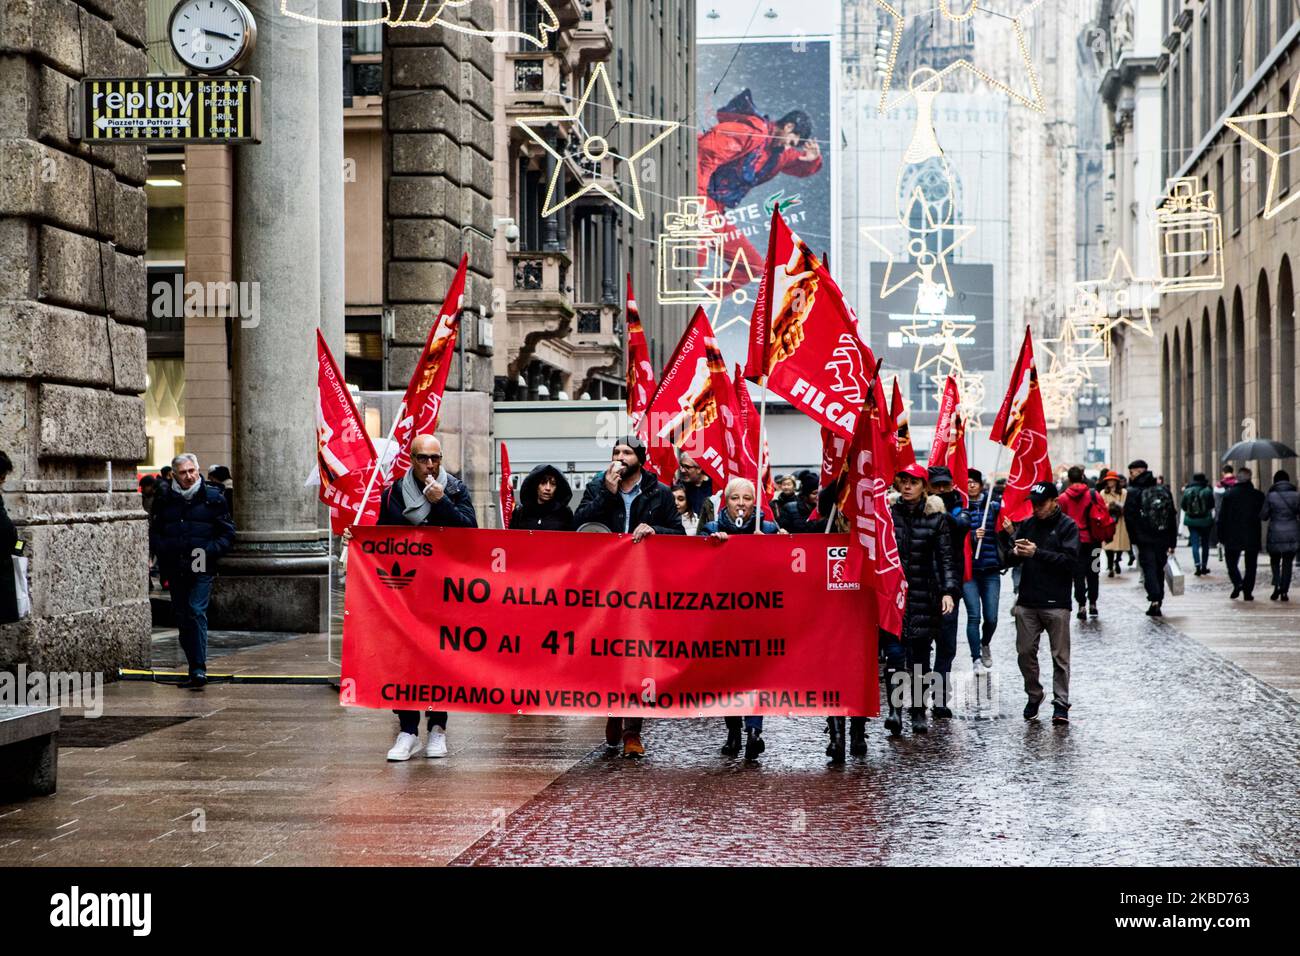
[318, 0, 346, 356]
[0, 0, 151, 672]
[220, 0, 327, 632]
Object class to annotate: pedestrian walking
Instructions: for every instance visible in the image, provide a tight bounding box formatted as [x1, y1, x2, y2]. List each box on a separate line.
[884, 463, 959, 736]
[963, 470, 1002, 672]
[1214, 464, 1237, 563]
[1179, 473, 1216, 575]
[1058, 466, 1111, 621]
[702, 477, 787, 761]
[343, 435, 477, 761]
[1099, 471, 1129, 577]
[999, 481, 1079, 725]
[574, 436, 684, 758]
[148, 453, 236, 691]
[0, 451, 21, 626]
[671, 484, 703, 536]
[1217, 467, 1265, 601]
[1123, 459, 1178, 616]
[927, 465, 969, 717]
[508, 464, 574, 531]
[1262, 469, 1300, 601]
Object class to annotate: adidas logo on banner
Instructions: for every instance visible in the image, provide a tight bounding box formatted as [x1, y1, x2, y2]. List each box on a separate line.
[376, 561, 417, 591]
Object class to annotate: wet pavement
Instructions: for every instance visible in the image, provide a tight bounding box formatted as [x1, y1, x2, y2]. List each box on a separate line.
[454, 581, 1300, 866]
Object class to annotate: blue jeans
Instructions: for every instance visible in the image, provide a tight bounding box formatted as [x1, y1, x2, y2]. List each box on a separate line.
[1188, 526, 1211, 570]
[168, 572, 213, 678]
[724, 716, 763, 732]
[962, 571, 1001, 659]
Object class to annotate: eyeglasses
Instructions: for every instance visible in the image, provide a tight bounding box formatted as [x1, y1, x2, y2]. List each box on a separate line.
[413, 454, 442, 463]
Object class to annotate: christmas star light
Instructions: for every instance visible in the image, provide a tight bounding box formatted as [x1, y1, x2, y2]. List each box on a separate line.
[1226, 75, 1300, 221]
[871, 0, 1047, 114]
[862, 187, 975, 298]
[1074, 248, 1154, 338]
[278, 1, 560, 48]
[517, 63, 680, 220]
[709, 247, 762, 335]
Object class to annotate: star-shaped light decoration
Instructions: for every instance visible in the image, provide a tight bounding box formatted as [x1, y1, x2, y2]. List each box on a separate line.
[1074, 247, 1155, 338]
[517, 63, 680, 220]
[279, 1, 560, 48]
[709, 248, 762, 335]
[1226, 75, 1300, 221]
[862, 186, 975, 299]
[871, 0, 1047, 114]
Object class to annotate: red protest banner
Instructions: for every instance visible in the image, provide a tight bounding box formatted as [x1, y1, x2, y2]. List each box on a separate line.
[341, 527, 877, 718]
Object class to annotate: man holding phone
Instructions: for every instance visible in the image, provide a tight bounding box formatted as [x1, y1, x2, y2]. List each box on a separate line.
[999, 481, 1079, 726]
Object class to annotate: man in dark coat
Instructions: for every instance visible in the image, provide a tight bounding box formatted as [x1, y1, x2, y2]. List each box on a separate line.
[1123, 459, 1179, 616]
[574, 436, 684, 759]
[148, 454, 236, 690]
[0, 451, 22, 625]
[999, 481, 1079, 725]
[508, 464, 574, 531]
[1218, 466, 1266, 600]
[886, 463, 959, 736]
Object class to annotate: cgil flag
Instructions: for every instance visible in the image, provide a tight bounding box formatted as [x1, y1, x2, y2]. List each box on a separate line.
[315, 330, 381, 534]
[929, 375, 971, 508]
[744, 210, 875, 440]
[890, 377, 917, 469]
[990, 326, 1053, 522]
[625, 274, 658, 428]
[390, 254, 468, 481]
[499, 442, 515, 529]
[733, 364, 777, 522]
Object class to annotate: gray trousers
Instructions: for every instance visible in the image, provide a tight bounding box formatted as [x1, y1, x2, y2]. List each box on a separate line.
[1013, 605, 1071, 708]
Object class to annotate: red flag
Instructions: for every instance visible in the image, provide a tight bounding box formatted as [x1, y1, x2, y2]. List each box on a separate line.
[891, 377, 917, 469]
[929, 376, 970, 508]
[625, 274, 657, 427]
[743, 211, 875, 440]
[990, 327, 1053, 522]
[315, 330, 381, 534]
[499, 442, 515, 530]
[838, 388, 907, 636]
[391, 254, 468, 481]
[819, 426, 850, 494]
[734, 365, 777, 522]
[640, 309, 739, 489]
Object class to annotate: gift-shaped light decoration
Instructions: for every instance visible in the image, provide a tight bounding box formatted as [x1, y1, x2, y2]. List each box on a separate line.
[1154, 177, 1225, 293]
[657, 197, 726, 305]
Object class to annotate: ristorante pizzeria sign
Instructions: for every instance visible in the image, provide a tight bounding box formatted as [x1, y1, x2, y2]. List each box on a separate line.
[72, 76, 262, 144]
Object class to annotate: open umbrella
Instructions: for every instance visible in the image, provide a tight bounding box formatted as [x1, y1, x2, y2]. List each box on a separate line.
[1221, 439, 1298, 462]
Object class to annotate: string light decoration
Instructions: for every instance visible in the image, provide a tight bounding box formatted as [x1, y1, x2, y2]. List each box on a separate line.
[278, 1, 560, 48]
[1226, 75, 1300, 221]
[924, 336, 986, 427]
[656, 197, 726, 305]
[861, 195, 975, 298]
[1074, 248, 1154, 338]
[517, 63, 680, 220]
[870, 0, 1047, 114]
[709, 247, 762, 335]
[1153, 177, 1225, 293]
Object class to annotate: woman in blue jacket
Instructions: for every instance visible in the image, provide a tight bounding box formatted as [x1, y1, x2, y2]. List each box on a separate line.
[963, 470, 1003, 671]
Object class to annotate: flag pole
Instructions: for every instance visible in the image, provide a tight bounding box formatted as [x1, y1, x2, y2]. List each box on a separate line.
[755, 377, 768, 532]
[824, 358, 883, 534]
[353, 403, 402, 525]
[972, 440, 1006, 560]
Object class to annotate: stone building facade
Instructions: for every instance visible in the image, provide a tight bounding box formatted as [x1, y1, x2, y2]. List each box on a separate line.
[0, 0, 152, 671]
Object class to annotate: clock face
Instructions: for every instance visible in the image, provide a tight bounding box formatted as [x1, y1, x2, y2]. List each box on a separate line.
[169, 0, 251, 73]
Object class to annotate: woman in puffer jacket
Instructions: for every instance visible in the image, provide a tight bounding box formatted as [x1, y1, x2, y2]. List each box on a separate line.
[702, 477, 786, 761]
[884, 463, 960, 737]
[1262, 469, 1300, 600]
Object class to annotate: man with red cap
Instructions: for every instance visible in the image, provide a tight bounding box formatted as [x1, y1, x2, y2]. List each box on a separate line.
[883, 463, 960, 735]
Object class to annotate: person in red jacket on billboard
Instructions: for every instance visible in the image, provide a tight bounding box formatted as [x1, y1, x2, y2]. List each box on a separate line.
[698, 89, 823, 291]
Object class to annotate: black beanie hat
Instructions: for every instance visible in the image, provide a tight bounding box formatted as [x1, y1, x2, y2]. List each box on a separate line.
[617, 436, 647, 464]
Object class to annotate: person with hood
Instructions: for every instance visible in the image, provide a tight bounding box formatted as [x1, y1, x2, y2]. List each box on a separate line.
[1179, 472, 1216, 575]
[671, 484, 703, 536]
[927, 465, 969, 717]
[702, 477, 787, 761]
[698, 89, 823, 290]
[575, 435, 684, 759]
[508, 464, 573, 531]
[1123, 459, 1179, 616]
[1217, 466, 1265, 601]
[963, 469, 1002, 671]
[1058, 466, 1106, 621]
[1262, 469, 1300, 601]
[998, 481, 1079, 725]
[149, 453, 237, 691]
[1098, 471, 1129, 577]
[884, 463, 959, 736]
[343, 434, 477, 761]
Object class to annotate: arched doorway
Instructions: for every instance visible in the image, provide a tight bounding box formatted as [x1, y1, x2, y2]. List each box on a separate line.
[1162, 334, 1172, 478]
[1185, 317, 1196, 484]
[1279, 256, 1296, 467]
[1201, 309, 1212, 477]
[1171, 327, 1183, 484]
[1215, 298, 1228, 464]
[1257, 270, 1273, 439]
[1232, 287, 1246, 443]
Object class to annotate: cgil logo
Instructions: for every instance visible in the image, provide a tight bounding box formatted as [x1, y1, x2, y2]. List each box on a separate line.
[826, 546, 860, 591]
[50, 886, 151, 937]
[360, 538, 436, 557]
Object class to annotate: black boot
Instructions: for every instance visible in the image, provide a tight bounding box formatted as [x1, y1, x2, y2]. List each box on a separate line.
[721, 727, 741, 757]
[827, 717, 846, 765]
[910, 707, 929, 734]
[744, 728, 765, 762]
[884, 706, 903, 736]
[849, 717, 867, 757]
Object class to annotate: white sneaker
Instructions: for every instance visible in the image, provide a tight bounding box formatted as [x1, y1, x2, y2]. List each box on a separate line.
[386, 732, 422, 762]
[970, 658, 984, 674]
[425, 727, 448, 758]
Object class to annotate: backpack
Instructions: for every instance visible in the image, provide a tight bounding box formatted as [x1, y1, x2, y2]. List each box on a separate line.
[1141, 485, 1177, 535]
[1086, 490, 1116, 544]
[1182, 485, 1211, 520]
